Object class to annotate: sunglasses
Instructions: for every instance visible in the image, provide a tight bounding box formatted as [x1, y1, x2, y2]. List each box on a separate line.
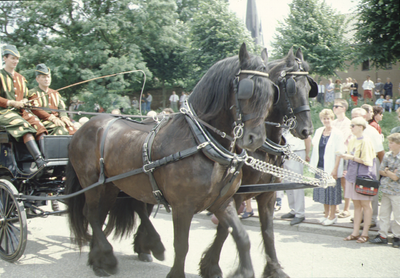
[333, 105, 343, 108]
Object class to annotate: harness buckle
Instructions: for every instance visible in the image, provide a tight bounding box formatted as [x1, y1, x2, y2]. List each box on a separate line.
[197, 142, 210, 149]
[143, 163, 153, 173]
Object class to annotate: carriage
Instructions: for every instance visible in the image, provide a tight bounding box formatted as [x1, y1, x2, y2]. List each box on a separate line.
[0, 130, 71, 262]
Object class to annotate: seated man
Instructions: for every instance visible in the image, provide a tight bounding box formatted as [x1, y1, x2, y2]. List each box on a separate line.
[0, 45, 47, 168]
[29, 64, 76, 135]
[382, 95, 393, 112]
[395, 98, 400, 111]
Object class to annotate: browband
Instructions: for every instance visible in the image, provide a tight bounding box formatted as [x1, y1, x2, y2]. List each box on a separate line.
[240, 70, 269, 78]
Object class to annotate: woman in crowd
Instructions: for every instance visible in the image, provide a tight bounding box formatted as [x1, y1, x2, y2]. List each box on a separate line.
[325, 79, 335, 104]
[384, 77, 393, 98]
[369, 106, 383, 134]
[350, 79, 359, 106]
[310, 109, 345, 226]
[341, 117, 376, 243]
[334, 79, 342, 99]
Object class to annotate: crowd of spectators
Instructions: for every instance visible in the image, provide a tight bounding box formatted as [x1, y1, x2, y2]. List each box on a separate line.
[317, 76, 398, 111]
[276, 98, 400, 247]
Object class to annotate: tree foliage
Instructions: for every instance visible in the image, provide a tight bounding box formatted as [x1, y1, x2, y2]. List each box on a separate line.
[189, 0, 255, 86]
[271, 0, 351, 77]
[354, 0, 400, 68]
[0, 0, 258, 110]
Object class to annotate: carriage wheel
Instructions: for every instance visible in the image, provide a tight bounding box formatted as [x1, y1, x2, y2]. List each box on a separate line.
[0, 179, 28, 262]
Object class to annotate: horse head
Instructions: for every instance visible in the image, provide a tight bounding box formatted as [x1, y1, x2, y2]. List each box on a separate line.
[189, 43, 276, 152]
[268, 47, 316, 139]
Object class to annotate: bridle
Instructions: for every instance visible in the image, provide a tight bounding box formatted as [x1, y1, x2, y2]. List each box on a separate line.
[273, 58, 317, 130]
[232, 66, 271, 141]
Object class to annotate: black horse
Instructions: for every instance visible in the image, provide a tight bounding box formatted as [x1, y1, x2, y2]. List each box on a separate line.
[199, 47, 317, 278]
[65, 43, 278, 277]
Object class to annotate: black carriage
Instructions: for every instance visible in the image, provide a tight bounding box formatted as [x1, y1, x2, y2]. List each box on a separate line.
[0, 130, 71, 262]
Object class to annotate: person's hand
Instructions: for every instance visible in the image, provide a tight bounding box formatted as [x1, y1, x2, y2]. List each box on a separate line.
[331, 170, 338, 180]
[7, 100, 25, 109]
[305, 155, 310, 162]
[61, 116, 73, 127]
[341, 154, 353, 160]
[49, 115, 65, 127]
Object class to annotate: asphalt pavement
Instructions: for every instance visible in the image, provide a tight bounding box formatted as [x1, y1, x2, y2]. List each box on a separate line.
[198, 195, 391, 241]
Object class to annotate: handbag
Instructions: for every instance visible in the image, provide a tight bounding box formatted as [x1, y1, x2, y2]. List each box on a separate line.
[354, 143, 379, 196]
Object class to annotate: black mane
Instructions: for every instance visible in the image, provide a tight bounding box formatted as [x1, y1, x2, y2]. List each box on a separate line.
[189, 54, 272, 122]
[268, 54, 310, 82]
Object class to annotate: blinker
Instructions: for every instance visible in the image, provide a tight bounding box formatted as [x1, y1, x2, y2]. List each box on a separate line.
[286, 77, 296, 96]
[237, 78, 254, 100]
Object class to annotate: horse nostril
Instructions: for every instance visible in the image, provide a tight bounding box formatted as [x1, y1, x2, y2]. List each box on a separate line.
[301, 129, 309, 138]
[248, 134, 254, 145]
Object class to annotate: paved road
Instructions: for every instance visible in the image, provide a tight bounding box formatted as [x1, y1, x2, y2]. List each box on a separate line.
[1, 205, 398, 278]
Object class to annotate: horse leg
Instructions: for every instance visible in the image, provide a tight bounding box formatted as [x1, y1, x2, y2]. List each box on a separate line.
[199, 197, 244, 278]
[133, 202, 165, 262]
[214, 202, 254, 278]
[256, 192, 289, 278]
[166, 208, 194, 278]
[85, 190, 119, 277]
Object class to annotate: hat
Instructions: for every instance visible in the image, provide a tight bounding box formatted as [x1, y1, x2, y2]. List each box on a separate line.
[2, 45, 20, 58]
[35, 63, 51, 76]
[391, 126, 400, 134]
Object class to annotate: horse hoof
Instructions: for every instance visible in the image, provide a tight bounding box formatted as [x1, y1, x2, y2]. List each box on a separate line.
[152, 250, 165, 261]
[138, 253, 153, 262]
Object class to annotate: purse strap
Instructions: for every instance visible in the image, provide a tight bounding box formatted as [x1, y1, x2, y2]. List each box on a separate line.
[356, 141, 364, 176]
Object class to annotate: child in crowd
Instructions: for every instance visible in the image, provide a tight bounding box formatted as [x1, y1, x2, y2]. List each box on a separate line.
[369, 133, 400, 247]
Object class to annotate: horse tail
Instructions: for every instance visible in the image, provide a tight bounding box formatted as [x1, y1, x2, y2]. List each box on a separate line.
[65, 160, 90, 248]
[106, 195, 137, 240]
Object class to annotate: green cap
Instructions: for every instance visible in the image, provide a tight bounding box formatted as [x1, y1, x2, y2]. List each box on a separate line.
[2, 45, 20, 58]
[35, 63, 51, 76]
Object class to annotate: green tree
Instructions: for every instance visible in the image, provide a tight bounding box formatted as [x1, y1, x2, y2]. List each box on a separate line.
[271, 0, 351, 77]
[188, 0, 255, 87]
[354, 0, 400, 68]
[0, 0, 152, 112]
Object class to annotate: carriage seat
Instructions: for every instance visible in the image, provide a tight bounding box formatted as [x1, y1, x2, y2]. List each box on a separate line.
[0, 129, 72, 162]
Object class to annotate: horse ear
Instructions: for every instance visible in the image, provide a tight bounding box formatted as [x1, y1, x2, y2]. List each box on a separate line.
[295, 48, 304, 61]
[261, 48, 268, 65]
[286, 47, 295, 65]
[239, 43, 250, 64]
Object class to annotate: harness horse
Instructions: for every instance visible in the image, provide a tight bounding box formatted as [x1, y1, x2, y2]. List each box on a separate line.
[65, 43, 279, 277]
[199, 47, 318, 278]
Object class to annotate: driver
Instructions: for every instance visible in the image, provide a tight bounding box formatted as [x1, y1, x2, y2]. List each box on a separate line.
[29, 63, 76, 135]
[0, 45, 47, 168]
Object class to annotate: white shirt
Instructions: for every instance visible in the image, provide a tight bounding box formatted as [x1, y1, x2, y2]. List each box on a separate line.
[362, 80, 375, 90]
[283, 130, 305, 151]
[318, 84, 325, 93]
[169, 94, 179, 102]
[357, 125, 384, 154]
[310, 127, 346, 176]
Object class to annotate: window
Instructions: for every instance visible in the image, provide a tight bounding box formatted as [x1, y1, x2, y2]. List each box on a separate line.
[362, 60, 370, 71]
[384, 62, 392, 70]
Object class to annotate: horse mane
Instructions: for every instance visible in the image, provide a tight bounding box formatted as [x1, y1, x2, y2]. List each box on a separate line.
[189, 54, 272, 122]
[268, 52, 310, 82]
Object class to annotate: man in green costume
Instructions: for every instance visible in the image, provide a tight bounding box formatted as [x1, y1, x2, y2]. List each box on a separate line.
[0, 45, 46, 168]
[29, 64, 76, 135]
